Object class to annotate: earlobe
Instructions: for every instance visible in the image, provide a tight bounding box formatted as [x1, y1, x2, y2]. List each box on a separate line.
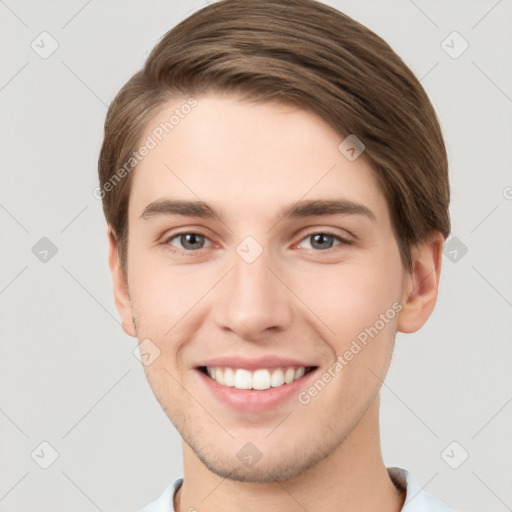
[397, 232, 444, 334]
[108, 229, 137, 338]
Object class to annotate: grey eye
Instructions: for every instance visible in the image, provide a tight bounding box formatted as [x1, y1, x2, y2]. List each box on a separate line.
[168, 233, 210, 250]
[299, 233, 341, 250]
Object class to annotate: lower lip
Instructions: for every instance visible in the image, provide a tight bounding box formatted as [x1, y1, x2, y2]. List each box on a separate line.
[195, 368, 318, 413]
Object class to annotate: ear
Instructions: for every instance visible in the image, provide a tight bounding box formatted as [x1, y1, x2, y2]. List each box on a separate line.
[108, 229, 137, 337]
[397, 232, 444, 334]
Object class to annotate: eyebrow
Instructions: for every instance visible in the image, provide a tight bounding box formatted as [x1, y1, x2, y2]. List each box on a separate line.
[140, 198, 376, 223]
[140, 200, 217, 220]
[281, 199, 376, 222]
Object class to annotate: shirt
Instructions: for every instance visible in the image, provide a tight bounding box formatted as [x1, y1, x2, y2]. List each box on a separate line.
[139, 466, 455, 511]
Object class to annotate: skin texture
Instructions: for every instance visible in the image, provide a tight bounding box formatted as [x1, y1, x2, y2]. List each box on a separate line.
[108, 94, 444, 512]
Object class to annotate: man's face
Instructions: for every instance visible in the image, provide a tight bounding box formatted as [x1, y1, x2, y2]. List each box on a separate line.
[118, 94, 413, 482]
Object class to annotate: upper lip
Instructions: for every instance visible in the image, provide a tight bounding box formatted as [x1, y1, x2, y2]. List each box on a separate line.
[195, 355, 318, 370]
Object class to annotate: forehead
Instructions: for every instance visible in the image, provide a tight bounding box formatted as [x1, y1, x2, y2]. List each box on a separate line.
[129, 94, 389, 222]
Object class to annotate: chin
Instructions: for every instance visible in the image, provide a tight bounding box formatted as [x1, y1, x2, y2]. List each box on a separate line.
[191, 439, 334, 484]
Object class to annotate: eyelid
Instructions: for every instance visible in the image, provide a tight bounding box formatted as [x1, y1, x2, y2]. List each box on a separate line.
[294, 229, 353, 250]
[159, 224, 215, 242]
[295, 226, 354, 244]
[163, 230, 215, 251]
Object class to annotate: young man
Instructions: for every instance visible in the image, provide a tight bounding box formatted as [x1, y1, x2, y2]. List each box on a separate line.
[98, 1, 454, 510]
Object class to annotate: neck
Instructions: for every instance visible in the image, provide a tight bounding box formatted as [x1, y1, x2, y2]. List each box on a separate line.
[175, 397, 404, 512]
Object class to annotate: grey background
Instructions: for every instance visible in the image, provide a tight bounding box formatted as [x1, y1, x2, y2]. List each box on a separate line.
[1, 0, 511, 510]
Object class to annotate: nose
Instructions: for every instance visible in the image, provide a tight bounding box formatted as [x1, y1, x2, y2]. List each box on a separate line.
[213, 248, 293, 340]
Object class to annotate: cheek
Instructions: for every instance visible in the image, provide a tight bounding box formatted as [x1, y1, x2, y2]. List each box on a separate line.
[298, 265, 402, 410]
[128, 251, 201, 329]
[302, 257, 403, 340]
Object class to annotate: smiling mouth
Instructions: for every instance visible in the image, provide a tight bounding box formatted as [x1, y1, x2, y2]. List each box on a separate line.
[198, 365, 317, 390]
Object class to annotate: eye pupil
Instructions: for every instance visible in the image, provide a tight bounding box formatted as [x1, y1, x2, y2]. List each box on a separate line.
[311, 233, 333, 250]
[181, 233, 203, 250]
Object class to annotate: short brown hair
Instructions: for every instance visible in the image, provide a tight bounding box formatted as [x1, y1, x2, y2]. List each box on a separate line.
[98, 0, 450, 271]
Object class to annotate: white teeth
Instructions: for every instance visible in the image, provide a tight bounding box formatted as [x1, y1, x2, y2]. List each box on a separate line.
[223, 367, 235, 387]
[270, 368, 285, 387]
[295, 367, 305, 380]
[205, 366, 310, 390]
[234, 369, 252, 389]
[284, 367, 295, 384]
[252, 369, 271, 390]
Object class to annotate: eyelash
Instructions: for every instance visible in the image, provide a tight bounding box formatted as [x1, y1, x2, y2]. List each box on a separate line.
[297, 230, 352, 250]
[162, 230, 352, 254]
